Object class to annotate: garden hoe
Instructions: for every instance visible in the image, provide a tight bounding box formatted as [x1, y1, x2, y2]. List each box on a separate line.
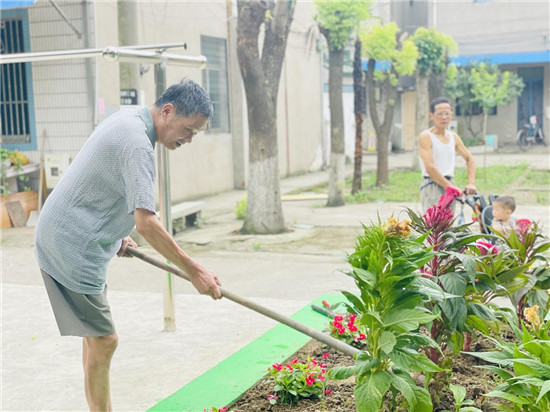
[126, 247, 360, 357]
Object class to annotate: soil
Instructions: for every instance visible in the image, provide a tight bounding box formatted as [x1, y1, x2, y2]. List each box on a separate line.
[228, 334, 509, 412]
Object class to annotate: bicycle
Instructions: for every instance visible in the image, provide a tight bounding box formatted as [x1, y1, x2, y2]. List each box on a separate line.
[517, 115, 546, 151]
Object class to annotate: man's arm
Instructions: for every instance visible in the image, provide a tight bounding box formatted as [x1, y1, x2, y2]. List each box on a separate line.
[418, 132, 456, 189]
[454, 134, 477, 194]
[134, 208, 222, 299]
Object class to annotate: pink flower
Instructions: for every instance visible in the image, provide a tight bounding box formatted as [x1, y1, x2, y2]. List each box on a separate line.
[323, 352, 330, 359]
[309, 359, 318, 367]
[438, 187, 461, 210]
[305, 374, 315, 385]
[291, 359, 299, 364]
[475, 240, 498, 255]
[322, 300, 331, 308]
[286, 365, 293, 371]
[272, 363, 282, 371]
[332, 321, 343, 329]
[267, 394, 278, 400]
[334, 315, 344, 322]
[318, 374, 326, 381]
[338, 328, 346, 335]
[348, 325, 358, 332]
[358, 333, 366, 340]
[325, 389, 332, 395]
[219, 409, 228, 412]
[516, 219, 532, 236]
[349, 314, 357, 323]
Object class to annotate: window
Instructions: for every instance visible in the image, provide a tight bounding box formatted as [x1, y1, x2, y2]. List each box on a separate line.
[201, 36, 230, 133]
[1, 9, 36, 150]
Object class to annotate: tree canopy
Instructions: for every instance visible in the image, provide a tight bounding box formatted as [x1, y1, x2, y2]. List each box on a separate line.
[411, 27, 457, 76]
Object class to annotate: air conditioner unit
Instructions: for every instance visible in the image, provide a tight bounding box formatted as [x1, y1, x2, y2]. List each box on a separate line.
[44, 154, 72, 189]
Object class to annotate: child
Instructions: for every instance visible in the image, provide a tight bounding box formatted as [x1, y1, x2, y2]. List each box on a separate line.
[491, 196, 516, 236]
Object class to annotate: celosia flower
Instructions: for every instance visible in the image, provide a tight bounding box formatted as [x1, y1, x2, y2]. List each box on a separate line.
[305, 374, 315, 385]
[383, 217, 412, 237]
[438, 187, 461, 210]
[423, 204, 454, 231]
[516, 219, 532, 236]
[524, 305, 541, 329]
[475, 240, 498, 255]
[323, 352, 330, 359]
[322, 300, 331, 308]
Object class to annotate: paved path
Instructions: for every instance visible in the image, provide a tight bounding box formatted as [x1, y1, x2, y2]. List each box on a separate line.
[1, 149, 548, 411]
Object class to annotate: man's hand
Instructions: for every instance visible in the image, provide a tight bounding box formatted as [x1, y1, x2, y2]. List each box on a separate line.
[188, 265, 222, 300]
[117, 236, 138, 257]
[464, 183, 477, 195]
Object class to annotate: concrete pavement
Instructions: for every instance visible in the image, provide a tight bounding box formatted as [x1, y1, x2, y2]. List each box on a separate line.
[1, 149, 549, 411]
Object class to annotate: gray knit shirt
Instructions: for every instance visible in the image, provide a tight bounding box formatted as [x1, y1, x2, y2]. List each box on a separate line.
[35, 107, 157, 294]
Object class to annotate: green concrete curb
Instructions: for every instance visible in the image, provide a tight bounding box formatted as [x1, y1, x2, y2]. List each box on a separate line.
[148, 294, 341, 412]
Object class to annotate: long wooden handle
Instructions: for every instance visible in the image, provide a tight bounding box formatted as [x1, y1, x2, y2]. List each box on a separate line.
[125, 247, 360, 357]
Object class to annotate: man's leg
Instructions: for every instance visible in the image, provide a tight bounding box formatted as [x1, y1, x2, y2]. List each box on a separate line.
[83, 333, 118, 412]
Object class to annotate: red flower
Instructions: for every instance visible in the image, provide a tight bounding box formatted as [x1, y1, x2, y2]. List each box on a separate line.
[219, 409, 228, 412]
[325, 389, 332, 395]
[349, 314, 357, 323]
[338, 328, 345, 335]
[291, 359, 299, 364]
[305, 374, 315, 385]
[267, 394, 278, 401]
[322, 300, 331, 308]
[438, 187, 461, 210]
[332, 321, 343, 329]
[286, 365, 293, 371]
[334, 315, 344, 322]
[358, 333, 366, 340]
[272, 363, 282, 371]
[323, 352, 330, 359]
[516, 219, 532, 236]
[348, 325, 358, 332]
[475, 240, 498, 255]
[318, 374, 325, 381]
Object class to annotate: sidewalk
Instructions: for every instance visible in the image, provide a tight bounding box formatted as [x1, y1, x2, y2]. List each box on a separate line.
[2, 149, 549, 411]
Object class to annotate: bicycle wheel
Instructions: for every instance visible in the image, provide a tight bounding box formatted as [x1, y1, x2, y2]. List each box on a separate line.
[537, 127, 546, 147]
[517, 128, 532, 151]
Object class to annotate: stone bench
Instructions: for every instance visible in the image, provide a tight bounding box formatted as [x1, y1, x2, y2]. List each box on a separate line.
[157, 201, 204, 234]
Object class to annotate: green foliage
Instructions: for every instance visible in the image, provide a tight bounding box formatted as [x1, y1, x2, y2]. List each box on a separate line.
[268, 357, 328, 405]
[0, 148, 31, 195]
[314, 0, 370, 51]
[329, 218, 448, 411]
[470, 63, 524, 113]
[360, 22, 418, 84]
[466, 311, 550, 412]
[235, 196, 247, 220]
[440, 384, 482, 412]
[411, 27, 457, 76]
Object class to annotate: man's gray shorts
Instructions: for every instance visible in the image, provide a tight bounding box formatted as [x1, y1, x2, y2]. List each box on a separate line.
[41, 269, 116, 337]
[420, 177, 456, 214]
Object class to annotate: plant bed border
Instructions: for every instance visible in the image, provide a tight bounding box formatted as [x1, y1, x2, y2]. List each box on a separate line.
[148, 294, 341, 412]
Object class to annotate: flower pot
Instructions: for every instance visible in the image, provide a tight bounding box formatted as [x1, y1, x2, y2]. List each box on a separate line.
[1, 191, 38, 228]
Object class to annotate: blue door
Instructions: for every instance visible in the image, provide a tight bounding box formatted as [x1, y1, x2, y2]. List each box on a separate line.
[517, 67, 544, 129]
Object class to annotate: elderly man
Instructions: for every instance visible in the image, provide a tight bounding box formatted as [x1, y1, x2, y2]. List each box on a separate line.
[418, 97, 477, 213]
[35, 79, 221, 411]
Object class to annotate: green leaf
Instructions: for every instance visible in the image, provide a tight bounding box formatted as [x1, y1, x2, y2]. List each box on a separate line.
[468, 303, 496, 320]
[440, 272, 467, 295]
[341, 291, 366, 313]
[536, 380, 550, 404]
[352, 268, 377, 288]
[450, 384, 466, 404]
[378, 331, 397, 355]
[355, 357, 382, 378]
[478, 365, 514, 380]
[354, 370, 391, 412]
[466, 314, 490, 335]
[383, 309, 437, 332]
[512, 359, 550, 379]
[389, 349, 444, 372]
[414, 276, 460, 300]
[328, 365, 356, 380]
[485, 390, 530, 405]
[389, 373, 432, 412]
[465, 351, 513, 366]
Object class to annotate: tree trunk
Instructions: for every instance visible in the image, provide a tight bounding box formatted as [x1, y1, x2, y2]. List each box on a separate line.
[236, 0, 294, 234]
[326, 46, 346, 207]
[352, 38, 365, 194]
[411, 73, 429, 170]
[366, 59, 396, 186]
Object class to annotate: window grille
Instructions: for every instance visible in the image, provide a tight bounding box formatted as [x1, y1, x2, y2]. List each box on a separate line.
[1, 11, 35, 148]
[201, 36, 230, 133]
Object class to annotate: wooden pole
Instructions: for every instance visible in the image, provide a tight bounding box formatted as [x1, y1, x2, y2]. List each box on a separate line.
[125, 247, 361, 358]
